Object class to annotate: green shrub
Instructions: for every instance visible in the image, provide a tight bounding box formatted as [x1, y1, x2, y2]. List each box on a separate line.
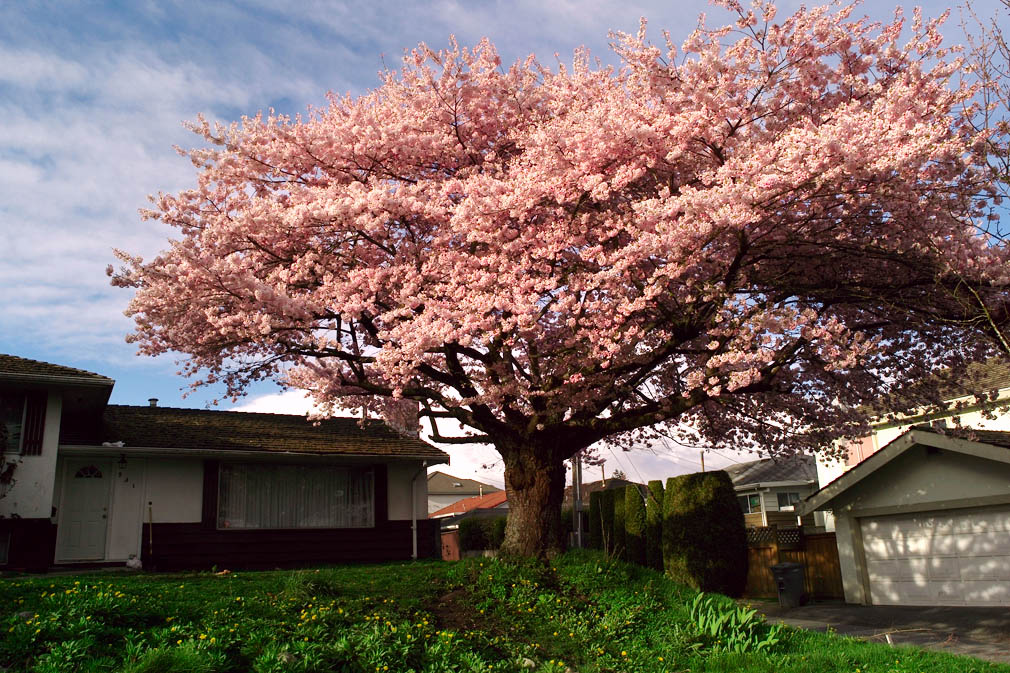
[624, 485, 646, 566]
[613, 490, 626, 560]
[662, 470, 748, 597]
[600, 489, 616, 555]
[489, 516, 507, 549]
[588, 491, 603, 549]
[645, 479, 664, 571]
[459, 516, 507, 551]
[458, 517, 489, 551]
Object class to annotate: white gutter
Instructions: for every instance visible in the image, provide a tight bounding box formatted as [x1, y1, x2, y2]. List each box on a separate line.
[733, 480, 814, 491]
[410, 461, 429, 560]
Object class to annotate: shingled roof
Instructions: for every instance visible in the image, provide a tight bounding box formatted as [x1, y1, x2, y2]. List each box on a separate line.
[0, 354, 114, 386]
[723, 454, 816, 488]
[60, 405, 449, 460]
[427, 471, 501, 496]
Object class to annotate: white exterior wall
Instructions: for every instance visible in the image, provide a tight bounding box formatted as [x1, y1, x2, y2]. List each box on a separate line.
[143, 459, 203, 523]
[0, 391, 61, 519]
[428, 493, 477, 514]
[833, 511, 868, 604]
[835, 447, 1010, 514]
[387, 460, 428, 521]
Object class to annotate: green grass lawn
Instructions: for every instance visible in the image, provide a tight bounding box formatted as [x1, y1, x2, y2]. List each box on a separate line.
[1, 551, 1006, 673]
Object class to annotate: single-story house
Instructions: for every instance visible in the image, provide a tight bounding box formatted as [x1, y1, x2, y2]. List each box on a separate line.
[0, 354, 448, 572]
[562, 477, 643, 509]
[800, 426, 1010, 606]
[725, 455, 818, 529]
[426, 471, 501, 514]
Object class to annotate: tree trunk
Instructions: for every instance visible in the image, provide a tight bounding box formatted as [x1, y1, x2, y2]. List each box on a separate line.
[499, 447, 567, 558]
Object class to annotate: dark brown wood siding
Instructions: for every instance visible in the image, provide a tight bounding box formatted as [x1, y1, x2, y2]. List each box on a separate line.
[21, 392, 46, 455]
[141, 518, 440, 570]
[0, 518, 56, 571]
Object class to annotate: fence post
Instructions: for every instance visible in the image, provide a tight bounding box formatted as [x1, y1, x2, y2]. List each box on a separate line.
[769, 524, 781, 564]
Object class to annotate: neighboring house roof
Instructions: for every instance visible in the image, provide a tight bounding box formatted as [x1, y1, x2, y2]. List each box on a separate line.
[60, 405, 450, 461]
[801, 426, 1010, 515]
[430, 490, 508, 517]
[0, 354, 114, 387]
[427, 471, 501, 495]
[724, 454, 817, 489]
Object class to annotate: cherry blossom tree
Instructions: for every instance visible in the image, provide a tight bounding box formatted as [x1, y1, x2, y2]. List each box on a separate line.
[113, 1, 1010, 557]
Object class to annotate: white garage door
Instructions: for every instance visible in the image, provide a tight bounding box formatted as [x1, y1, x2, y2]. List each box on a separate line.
[860, 506, 1010, 606]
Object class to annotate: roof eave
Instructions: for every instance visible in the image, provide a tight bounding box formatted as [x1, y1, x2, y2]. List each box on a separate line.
[59, 444, 449, 463]
[0, 372, 115, 387]
[799, 429, 1010, 516]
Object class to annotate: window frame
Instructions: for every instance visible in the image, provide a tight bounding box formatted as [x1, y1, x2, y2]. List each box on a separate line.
[776, 492, 801, 510]
[0, 392, 27, 456]
[738, 493, 762, 514]
[216, 462, 376, 531]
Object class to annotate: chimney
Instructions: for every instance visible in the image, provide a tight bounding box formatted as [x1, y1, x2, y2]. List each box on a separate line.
[148, 398, 159, 407]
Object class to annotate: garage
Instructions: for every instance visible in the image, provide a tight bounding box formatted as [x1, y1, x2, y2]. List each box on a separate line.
[802, 427, 1010, 606]
[861, 506, 1010, 606]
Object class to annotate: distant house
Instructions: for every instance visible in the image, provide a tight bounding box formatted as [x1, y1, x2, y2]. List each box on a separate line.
[0, 354, 448, 571]
[563, 478, 643, 509]
[429, 490, 508, 522]
[724, 455, 818, 529]
[426, 471, 501, 514]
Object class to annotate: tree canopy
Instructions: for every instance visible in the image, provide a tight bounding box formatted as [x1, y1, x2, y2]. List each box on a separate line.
[113, 1, 1009, 555]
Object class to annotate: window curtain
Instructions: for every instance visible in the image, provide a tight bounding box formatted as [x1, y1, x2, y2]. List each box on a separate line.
[218, 464, 374, 529]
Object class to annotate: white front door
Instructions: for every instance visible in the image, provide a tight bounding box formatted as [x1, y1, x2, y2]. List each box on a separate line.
[861, 505, 1010, 606]
[56, 460, 112, 561]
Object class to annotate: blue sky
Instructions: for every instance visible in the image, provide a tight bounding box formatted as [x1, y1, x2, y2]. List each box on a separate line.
[0, 1, 1003, 485]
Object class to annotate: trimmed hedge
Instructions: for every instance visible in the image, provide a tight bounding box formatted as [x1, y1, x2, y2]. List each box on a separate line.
[588, 491, 603, 550]
[600, 489, 616, 555]
[662, 470, 748, 597]
[624, 485, 646, 566]
[613, 491, 626, 560]
[458, 516, 508, 552]
[645, 479, 664, 571]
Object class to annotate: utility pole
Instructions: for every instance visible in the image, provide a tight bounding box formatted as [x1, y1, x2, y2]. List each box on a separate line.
[700, 451, 705, 472]
[572, 455, 583, 548]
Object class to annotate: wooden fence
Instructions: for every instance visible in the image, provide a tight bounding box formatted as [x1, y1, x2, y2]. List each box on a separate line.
[744, 527, 844, 599]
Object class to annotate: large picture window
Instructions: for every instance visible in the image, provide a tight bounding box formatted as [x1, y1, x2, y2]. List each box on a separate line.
[218, 464, 374, 529]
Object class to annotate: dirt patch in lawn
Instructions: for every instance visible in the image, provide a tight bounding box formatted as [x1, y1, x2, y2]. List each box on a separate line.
[429, 588, 493, 634]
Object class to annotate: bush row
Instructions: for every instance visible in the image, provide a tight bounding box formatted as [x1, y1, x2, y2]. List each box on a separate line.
[585, 471, 747, 596]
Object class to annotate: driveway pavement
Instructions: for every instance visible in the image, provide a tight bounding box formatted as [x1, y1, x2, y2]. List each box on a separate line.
[757, 601, 1010, 664]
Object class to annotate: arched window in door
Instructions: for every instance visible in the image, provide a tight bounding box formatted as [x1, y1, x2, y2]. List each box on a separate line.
[74, 465, 103, 479]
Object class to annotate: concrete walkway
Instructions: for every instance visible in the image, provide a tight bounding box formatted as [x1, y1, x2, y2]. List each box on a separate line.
[757, 601, 1010, 665]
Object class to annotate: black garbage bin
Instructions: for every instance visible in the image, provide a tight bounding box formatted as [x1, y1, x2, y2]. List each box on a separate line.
[770, 562, 805, 608]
